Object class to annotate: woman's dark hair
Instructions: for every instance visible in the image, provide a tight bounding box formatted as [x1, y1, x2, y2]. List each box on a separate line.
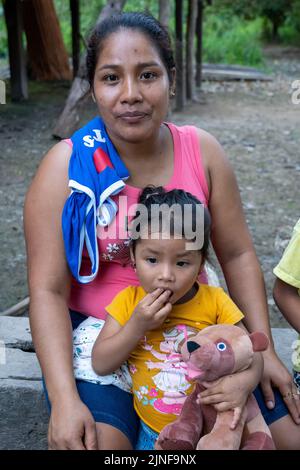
[86, 12, 175, 89]
[130, 186, 211, 260]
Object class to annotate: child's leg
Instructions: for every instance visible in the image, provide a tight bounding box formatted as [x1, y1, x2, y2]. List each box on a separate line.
[96, 423, 133, 450]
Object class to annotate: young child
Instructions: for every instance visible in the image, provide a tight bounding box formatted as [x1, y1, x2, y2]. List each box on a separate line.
[273, 218, 300, 392]
[83, 186, 262, 450]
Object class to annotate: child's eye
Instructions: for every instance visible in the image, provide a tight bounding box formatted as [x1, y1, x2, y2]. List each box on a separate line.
[177, 261, 189, 267]
[147, 257, 157, 264]
[141, 71, 157, 80]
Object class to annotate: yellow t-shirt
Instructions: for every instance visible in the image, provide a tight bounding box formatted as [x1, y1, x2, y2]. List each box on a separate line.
[273, 218, 300, 371]
[273, 218, 300, 295]
[106, 283, 244, 433]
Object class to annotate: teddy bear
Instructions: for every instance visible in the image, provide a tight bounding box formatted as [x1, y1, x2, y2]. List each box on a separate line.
[156, 324, 275, 450]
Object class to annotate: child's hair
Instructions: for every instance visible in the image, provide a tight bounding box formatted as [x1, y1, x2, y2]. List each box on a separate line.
[130, 186, 211, 260]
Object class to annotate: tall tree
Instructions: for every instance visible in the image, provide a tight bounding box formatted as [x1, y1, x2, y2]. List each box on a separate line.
[70, 0, 80, 78]
[22, 0, 71, 80]
[159, 0, 171, 29]
[195, 0, 203, 88]
[3, 0, 28, 101]
[186, 0, 198, 101]
[53, 0, 127, 139]
[175, 0, 185, 110]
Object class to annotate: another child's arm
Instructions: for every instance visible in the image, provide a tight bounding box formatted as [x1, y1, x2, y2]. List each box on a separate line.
[273, 279, 300, 333]
[92, 288, 172, 375]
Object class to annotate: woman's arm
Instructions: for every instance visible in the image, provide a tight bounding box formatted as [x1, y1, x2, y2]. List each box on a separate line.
[198, 129, 271, 339]
[198, 129, 300, 422]
[24, 142, 97, 450]
[273, 279, 300, 333]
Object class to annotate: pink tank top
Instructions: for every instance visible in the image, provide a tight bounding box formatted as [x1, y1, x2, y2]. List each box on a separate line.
[65, 123, 209, 319]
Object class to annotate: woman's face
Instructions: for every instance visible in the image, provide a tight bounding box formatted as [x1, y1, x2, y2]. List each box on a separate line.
[93, 28, 171, 144]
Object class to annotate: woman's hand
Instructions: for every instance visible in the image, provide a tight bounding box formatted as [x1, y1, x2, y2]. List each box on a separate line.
[261, 350, 300, 424]
[196, 372, 252, 430]
[48, 396, 98, 450]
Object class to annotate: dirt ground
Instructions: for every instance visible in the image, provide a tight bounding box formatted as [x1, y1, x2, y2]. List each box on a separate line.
[0, 46, 299, 327]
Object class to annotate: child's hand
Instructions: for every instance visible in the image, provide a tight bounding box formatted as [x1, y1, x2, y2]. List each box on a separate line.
[196, 374, 249, 429]
[131, 288, 172, 336]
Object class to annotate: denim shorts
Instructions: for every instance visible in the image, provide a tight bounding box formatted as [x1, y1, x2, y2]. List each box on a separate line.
[42, 310, 140, 448]
[253, 385, 289, 425]
[136, 421, 158, 450]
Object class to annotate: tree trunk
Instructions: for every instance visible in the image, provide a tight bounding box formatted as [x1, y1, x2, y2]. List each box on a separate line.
[3, 0, 28, 101]
[195, 0, 203, 88]
[52, 0, 127, 139]
[175, 0, 185, 111]
[159, 0, 171, 30]
[186, 0, 198, 101]
[22, 0, 71, 81]
[70, 0, 80, 78]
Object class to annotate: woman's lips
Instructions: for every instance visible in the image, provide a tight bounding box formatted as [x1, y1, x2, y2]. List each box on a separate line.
[117, 112, 148, 123]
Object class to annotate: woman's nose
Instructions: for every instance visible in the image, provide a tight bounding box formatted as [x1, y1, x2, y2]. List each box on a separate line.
[120, 77, 142, 104]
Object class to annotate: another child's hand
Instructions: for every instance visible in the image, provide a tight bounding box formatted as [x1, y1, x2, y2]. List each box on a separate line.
[196, 374, 249, 429]
[131, 288, 172, 336]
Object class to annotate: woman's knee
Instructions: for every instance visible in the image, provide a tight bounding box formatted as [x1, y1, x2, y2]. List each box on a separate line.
[96, 422, 133, 450]
[270, 415, 300, 450]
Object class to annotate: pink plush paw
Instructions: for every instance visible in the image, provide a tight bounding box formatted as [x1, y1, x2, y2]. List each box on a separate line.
[242, 432, 276, 450]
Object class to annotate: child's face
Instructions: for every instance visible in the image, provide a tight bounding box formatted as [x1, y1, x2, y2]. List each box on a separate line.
[133, 234, 203, 304]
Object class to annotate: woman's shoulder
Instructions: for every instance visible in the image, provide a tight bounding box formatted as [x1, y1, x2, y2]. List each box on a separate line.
[170, 122, 227, 166]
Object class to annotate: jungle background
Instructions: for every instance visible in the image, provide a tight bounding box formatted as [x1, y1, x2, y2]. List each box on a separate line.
[0, 0, 299, 328]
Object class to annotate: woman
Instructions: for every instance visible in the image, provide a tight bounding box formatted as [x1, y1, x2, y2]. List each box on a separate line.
[24, 12, 300, 450]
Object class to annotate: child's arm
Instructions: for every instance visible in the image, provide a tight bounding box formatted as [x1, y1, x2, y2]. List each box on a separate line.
[273, 279, 300, 333]
[92, 288, 172, 375]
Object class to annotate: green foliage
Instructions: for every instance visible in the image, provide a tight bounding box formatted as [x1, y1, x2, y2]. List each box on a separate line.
[54, 0, 105, 54]
[203, 7, 264, 66]
[0, 5, 7, 58]
[1, 0, 298, 67]
[278, 0, 300, 44]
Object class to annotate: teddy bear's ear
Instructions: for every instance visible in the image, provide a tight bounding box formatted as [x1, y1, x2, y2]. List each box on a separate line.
[249, 332, 269, 352]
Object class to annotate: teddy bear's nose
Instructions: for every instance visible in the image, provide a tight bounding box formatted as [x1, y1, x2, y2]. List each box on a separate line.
[187, 341, 201, 353]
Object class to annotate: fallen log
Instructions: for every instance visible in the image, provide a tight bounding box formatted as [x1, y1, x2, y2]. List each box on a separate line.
[0, 297, 30, 317]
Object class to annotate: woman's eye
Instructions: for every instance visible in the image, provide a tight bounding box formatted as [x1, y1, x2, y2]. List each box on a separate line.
[147, 257, 157, 264]
[141, 71, 157, 80]
[103, 74, 118, 82]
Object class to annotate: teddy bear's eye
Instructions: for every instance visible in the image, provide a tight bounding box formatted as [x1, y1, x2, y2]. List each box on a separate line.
[216, 342, 227, 351]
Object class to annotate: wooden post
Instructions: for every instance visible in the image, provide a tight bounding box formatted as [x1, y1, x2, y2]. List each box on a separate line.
[195, 0, 203, 88]
[186, 0, 198, 101]
[3, 0, 28, 101]
[159, 0, 171, 30]
[70, 0, 80, 78]
[175, 0, 184, 111]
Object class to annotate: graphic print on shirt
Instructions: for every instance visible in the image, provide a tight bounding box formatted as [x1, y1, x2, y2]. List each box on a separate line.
[138, 325, 198, 416]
